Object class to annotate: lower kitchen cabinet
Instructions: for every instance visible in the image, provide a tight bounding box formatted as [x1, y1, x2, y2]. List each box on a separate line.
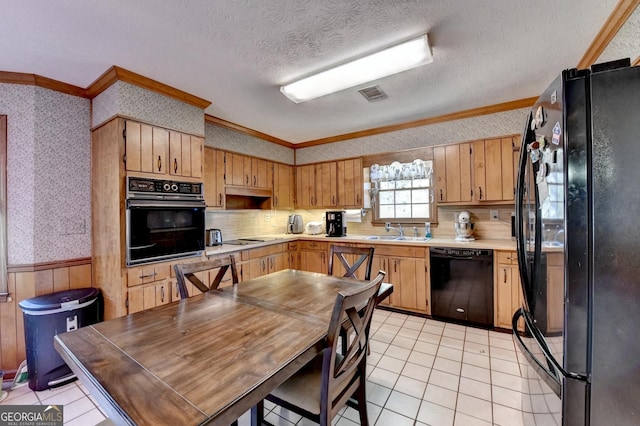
[298, 240, 328, 273]
[127, 279, 171, 314]
[495, 251, 524, 331]
[246, 243, 289, 279]
[546, 252, 564, 333]
[370, 245, 429, 314]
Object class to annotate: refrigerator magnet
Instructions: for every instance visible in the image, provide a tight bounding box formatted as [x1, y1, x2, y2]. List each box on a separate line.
[552, 122, 562, 145]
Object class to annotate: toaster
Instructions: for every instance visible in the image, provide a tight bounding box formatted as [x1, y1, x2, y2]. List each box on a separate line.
[287, 214, 304, 234]
[206, 229, 223, 246]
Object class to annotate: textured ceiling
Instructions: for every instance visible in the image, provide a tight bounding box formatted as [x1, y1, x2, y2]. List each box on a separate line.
[0, 0, 627, 143]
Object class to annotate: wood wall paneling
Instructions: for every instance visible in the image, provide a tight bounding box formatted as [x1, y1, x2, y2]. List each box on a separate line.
[1, 262, 94, 372]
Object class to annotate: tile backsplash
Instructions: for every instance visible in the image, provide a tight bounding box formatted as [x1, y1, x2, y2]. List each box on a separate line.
[207, 205, 514, 241]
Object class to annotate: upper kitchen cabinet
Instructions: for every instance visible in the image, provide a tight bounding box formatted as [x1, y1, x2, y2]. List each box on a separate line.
[295, 164, 317, 208]
[203, 147, 225, 208]
[472, 136, 518, 202]
[318, 162, 337, 207]
[251, 158, 273, 189]
[124, 120, 202, 179]
[433, 135, 518, 205]
[295, 159, 363, 209]
[125, 120, 168, 175]
[169, 131, 203, 178]
[273, 163, 294, 209]
[226, 153, 272, 189]
[227, 152, 252, 187]
[337, 158, 363, 208]
[433, 144, 472, 203]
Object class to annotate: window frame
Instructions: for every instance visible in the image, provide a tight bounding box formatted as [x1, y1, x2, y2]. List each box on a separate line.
[369, 159, 437, 226]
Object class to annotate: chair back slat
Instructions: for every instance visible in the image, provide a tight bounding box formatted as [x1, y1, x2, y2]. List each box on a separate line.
[321, 271, 385, 417]
[328, 245, 375, 280]
[174, 255, 238, 299]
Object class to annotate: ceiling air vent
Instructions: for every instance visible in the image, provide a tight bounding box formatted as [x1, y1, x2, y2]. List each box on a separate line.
[358, 85, 387, 102]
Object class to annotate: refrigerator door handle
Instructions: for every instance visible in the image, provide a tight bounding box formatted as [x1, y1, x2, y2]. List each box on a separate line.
[515, 114, 533, 305]
[514, 309, 588, 384]
[512, 308, 562, 397]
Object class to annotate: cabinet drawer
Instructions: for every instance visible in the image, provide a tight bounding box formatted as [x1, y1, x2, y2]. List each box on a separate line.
[497, 251, 518, 265]
[298, 240, 328, 251]
[374, 245, 426, 258]
[249, 243, 287, 259]
[127, 264, 171, 286]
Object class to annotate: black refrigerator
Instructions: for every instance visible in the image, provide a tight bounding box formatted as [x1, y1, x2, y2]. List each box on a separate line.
[513, 59, 640, 425]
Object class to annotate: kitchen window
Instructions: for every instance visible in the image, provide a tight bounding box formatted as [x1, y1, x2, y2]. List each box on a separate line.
[369, 159, 434, 223]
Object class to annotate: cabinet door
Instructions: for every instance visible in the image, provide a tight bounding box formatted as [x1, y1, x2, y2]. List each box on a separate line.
[189, 136, 203, 179]
[445, 144, 462, 202]
[229, 153, 251, 186]
[299, 250, 327, 273]
[501, 137, 516, 201]
[270, 252, 288, 273]
[484, 138, 503, 201]
[496, 264, 514, 328]
[204, 148, 225, 208]
[433, 146, 447, 202]
[273, 163, 293, 208]
[169, 131, 184, 176]
[373, 256, 396, 306]
[474, 138, 504, 201]
[472, 140, 486, 201]
[393, 258, 427, 312]
[251, 158, 268, 188]
[125, 121, 168, 175]
[155, 281, 170, 306]
[546, 253, 564, 333]
[296, 165, 315, 208]
[337, 159, 363, 208]
[319, 162, 336, 207]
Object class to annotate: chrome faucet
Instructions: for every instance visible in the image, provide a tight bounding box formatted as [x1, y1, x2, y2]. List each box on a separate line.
[385, 222, 404, 237]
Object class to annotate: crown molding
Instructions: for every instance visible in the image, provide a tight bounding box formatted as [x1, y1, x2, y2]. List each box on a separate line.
[204, 114, 294, 148]
[85, 66, 212, 109]
[0, 71, 87, 98]
[294, 97, 538, 148]
[577, 0, 640, 69]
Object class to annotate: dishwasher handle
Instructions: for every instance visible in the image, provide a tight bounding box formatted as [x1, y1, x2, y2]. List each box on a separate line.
[430, 247, 493, 260]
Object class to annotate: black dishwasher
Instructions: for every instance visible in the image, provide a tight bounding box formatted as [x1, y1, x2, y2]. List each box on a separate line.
[430, 247, 494, 328]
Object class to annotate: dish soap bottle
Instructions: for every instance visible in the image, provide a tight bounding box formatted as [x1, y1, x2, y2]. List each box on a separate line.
[425, 222, 432, 239]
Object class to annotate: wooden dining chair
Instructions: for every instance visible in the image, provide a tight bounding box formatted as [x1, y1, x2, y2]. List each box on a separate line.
[256, 271, 385, 426]
[173, 255, 239, 299]
[328, 245, 375, 281]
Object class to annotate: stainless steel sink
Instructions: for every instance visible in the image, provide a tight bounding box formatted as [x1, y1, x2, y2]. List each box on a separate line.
[364, 235, 402, 240]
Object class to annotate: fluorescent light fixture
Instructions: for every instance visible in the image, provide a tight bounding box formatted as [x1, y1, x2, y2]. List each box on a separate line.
[280, 34, 432, 103]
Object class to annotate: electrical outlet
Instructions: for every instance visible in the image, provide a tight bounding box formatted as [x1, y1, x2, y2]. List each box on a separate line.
[264, 213, 271, 221]
[490, 210, 499, 221]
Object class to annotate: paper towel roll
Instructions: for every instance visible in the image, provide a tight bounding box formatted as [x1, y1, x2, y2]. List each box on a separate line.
[344, 209, 363, 222]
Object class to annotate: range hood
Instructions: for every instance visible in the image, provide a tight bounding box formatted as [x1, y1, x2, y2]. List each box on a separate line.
[224, 186, 272, 210]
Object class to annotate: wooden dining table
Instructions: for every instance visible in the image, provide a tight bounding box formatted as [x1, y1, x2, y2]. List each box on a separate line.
[54, 269, 393, 426]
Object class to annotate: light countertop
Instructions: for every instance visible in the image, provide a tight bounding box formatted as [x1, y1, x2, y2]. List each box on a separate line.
[205, 233, 517, 256]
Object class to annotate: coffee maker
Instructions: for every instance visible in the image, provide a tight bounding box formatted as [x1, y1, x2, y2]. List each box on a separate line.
[326, 211, 347, 237]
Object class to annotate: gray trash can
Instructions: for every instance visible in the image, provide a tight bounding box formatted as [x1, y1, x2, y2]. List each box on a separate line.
[19, 288, 102, 391]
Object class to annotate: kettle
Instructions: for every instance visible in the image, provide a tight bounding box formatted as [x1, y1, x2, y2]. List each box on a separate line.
[287, 214, 303, 234]
[206, 229, 223, 246]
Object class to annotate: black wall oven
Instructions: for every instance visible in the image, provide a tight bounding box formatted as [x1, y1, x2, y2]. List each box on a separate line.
[126, 177, 205, 266]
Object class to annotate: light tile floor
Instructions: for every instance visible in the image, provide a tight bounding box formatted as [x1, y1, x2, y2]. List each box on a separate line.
[1, 310, 526, 425]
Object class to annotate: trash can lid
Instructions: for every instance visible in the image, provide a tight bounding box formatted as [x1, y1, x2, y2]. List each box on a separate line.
[19, 288, 100, 312]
